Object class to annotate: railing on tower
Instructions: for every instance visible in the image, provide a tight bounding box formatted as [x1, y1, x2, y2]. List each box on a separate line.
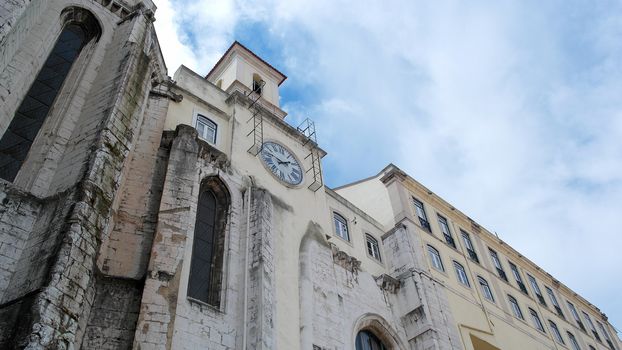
[246, 80, 266, 156]
[297, 118, 323, 192]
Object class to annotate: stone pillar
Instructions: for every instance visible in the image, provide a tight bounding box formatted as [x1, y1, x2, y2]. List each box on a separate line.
[383, 219, 463, 350]
[245, 188, 276, 349]
[133, 125, 199, 349]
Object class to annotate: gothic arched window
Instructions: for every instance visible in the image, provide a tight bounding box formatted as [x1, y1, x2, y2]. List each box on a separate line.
[0, 7, 101, 182]
[188, 177, 230, 307]
[355, 330, 388, 350]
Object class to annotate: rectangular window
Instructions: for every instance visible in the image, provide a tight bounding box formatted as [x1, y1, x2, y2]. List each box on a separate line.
[412, 197, 431, 232]
[437, 215, 456, 248]
[549, 320, 565, 344]
[545, 286, 565, 319]
[527, 274, 546, 306]
[489, 249, 508, 281]
[597, 321, 616, 350]
[581, 311, 601, 342]
[508, 294, 524, 320]
[567, 301, 586, 332]
[461, 230, 479, 263]
[509, 261, 528, 295]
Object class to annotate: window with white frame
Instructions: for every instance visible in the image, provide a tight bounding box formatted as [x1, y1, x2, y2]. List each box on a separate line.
[508, 294, 524, 319]
[549, 320, 565, 344]
[412, 197, 431, 232]
[527, 274, 546, 306]
[581, 311, 600, 342]
[437, 215, 456, 248]
[461, 230, 479, 263]
[546, 286, 565, 319]
[453, 261, 470, 287]
[529, 308, 545, 332]
[196, 114, 217, 144]
[567, 301, 586, 332]
[427, 245, 444, 271]
[365, 234, 381, 261]
[333, 212, 349, 241]
[478, 276, 494, 302]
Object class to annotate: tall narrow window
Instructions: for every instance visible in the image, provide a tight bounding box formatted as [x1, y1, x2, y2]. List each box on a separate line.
[355, 330, 388, 350]
[478, 276, 494, 302]
[195, 115, 217, 144]
[437, 215, 456, 248]
[453, 261, 470, 287]
[188, 177, 230, 307]
[546, 286, 565, 319]
[567, 301, 586, 332]
[549, 320, 565, 344]
[581, 311, 601, 342]
[597, 321, 616, 350]
[412, 197, 431, 232]
[509, 261, 528, 295]
[365, 234, 381, 261]
[333, 212, 349, 241]
[0, 21, 95, 181]
[461, 230, 479, 263]
[489, 249, 508, 281]
[427, 245, 444, 271]
[567, 331, 582, 350]
[527, 274, 546, 306]
[508, 294, 524, 320]
[529, 308, 545, 332]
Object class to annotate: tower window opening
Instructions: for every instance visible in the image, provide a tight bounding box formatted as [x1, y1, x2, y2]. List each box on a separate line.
[252, 73, 264, 95]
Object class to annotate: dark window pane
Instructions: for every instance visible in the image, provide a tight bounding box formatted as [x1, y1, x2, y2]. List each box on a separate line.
[0, 24, 86, 181]
[188, 190, 218, 303]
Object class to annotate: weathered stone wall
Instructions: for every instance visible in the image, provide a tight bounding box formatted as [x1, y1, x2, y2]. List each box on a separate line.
[0, 0, 165, 348]
[81, 275, 144, 349]
[134, 125, 246, 350]
[383, 220, 463, 350]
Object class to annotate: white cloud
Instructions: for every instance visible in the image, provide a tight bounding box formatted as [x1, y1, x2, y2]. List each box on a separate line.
[151, 0, 622, 333]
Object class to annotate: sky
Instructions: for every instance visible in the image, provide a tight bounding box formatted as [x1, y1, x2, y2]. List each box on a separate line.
[152, 0, 622, 335]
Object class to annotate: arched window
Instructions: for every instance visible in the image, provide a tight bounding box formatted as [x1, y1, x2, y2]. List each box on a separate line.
[188, 177, 230, 307]
[355, 330, 388, 350]
[365, 234, 381, 261]
[453, 261, 470, 287]
[333, 212, 349, 241]
[0, 8, 101, 182]
[427, 245, 444, 271]
[477, 276, 494, 302]
[195, 114, 217, 144]
[252, 73, 264, 95]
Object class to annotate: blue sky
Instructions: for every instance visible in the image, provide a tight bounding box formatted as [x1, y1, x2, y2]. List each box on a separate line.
[153, 0, 622, 336]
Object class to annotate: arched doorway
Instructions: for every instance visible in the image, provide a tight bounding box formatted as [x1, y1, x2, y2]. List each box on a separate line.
[355, 330, 388, 350]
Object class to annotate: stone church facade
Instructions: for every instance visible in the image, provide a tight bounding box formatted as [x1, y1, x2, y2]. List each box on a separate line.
[0, 1, 619, 350]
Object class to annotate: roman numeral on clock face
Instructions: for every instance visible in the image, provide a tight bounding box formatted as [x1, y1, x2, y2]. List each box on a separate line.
[260, 141, 303, 185]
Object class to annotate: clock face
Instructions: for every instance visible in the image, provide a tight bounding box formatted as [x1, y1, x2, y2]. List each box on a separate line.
[260, 141, 303, 185]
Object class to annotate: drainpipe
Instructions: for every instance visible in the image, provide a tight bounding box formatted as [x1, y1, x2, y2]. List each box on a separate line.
[242, 176, 254, 350]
